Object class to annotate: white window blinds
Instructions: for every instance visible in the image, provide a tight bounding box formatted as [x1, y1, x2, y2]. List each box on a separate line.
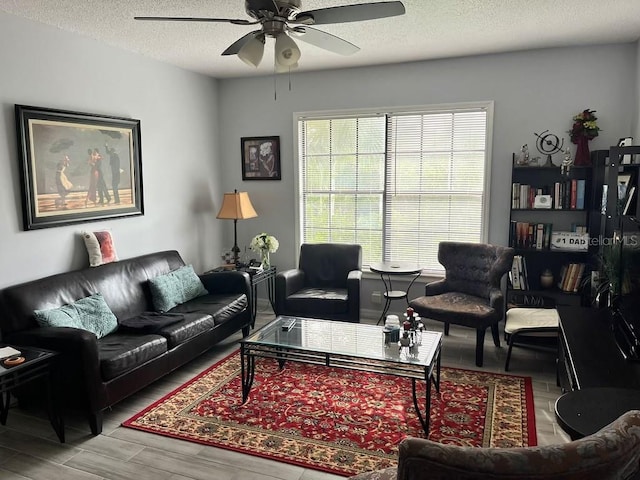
[298, 104, 490, 273]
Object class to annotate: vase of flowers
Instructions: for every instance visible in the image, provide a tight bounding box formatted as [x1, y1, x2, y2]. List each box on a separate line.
[250, 233, 279, 269]
[568, 109, 601, 166]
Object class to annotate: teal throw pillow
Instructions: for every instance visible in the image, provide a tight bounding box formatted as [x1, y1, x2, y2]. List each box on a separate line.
[34, 293, 118, 339]
[148, 264, 208, 313]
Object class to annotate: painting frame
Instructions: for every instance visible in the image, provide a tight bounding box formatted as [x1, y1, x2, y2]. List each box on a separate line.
[241, 136, 281, 180]
[15, 104, 144, 230]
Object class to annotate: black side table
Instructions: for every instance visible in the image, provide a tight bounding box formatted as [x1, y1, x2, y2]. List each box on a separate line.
[370, 262, 423, 325]
[554, 387, 640, 440]
[0, 346, 64, 442]
[241, 266, 276, 326]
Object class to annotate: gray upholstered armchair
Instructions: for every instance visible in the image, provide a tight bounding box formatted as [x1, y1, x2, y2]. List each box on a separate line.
[349, 410, 640, 480]
[409, 242, 514, 367]
[274, 243, 362, 323]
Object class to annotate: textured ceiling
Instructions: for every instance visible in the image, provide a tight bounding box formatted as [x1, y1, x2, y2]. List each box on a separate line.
[1, 0, 640, 79]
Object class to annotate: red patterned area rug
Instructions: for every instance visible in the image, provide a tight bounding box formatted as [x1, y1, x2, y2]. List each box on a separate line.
[123, 351, 536, 477]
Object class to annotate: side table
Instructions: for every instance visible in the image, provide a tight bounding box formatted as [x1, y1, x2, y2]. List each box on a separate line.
[370, 262, 423, 325]
[205, 266, 276, 327]
[0, 346, 64, 442]
[554, 387, 640, 440]
[242, 266, 276, 326]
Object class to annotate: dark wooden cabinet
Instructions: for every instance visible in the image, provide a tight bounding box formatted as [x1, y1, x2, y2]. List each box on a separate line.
[558, 306, 640, 392]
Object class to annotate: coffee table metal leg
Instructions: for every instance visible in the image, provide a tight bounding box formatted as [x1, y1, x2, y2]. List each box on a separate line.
[240, 344, 255, 403]
[412, 375, 431, 437]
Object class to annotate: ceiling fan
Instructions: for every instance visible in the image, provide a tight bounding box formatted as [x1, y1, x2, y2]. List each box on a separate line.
[135, 0, 405, 70]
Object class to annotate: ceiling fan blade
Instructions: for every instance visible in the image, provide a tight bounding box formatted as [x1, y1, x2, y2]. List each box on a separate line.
[296, 1, 405, 25]
[134, 16, 256, 26]
[289, 27, 359, 56]
[221, 30, 264, 56]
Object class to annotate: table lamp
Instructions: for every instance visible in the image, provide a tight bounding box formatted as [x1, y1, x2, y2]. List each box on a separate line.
[216, 189, 258, 266]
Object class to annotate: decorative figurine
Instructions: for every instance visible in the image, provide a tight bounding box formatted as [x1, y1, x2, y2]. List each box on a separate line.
[561, 148, 573, 175]
[516, 144, 530, 166]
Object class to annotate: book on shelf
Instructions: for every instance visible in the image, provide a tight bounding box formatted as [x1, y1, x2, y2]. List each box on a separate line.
[576, 179, 586, 209]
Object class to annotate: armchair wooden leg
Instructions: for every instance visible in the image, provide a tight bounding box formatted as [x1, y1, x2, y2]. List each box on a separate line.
[444, 323, 450, 336]
[475, 329, 485, 367]
[491, 323, 501, 347]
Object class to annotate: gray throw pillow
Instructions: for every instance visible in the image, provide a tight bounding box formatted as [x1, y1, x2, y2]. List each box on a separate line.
[34, 293, 118, 339]
[148, 264, 208, 313]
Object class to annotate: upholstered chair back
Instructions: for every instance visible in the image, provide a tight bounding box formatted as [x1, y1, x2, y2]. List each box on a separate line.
[349, 410, 640, 480]
[299, 243, 362, 288]
[438, 241, 514, 299]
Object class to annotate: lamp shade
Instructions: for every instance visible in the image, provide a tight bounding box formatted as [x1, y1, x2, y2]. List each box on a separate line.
[237, 36, 265, 68]
[216, 190, 258, 220]
[275, 33, 301, 67]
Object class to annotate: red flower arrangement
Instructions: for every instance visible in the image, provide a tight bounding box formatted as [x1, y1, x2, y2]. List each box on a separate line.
[569, 109, 601, 144]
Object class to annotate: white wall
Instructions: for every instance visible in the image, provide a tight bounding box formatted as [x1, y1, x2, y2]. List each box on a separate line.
[0, 12, 223, 288]
[218, 43, 638, 313]
[219, 43, 638, 272]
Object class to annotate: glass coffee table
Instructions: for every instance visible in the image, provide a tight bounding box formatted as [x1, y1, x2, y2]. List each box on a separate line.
[240, 316, 442, 436]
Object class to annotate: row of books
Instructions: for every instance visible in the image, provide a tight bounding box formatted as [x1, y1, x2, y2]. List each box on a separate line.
[558, 263, 587, 293]
[511, 179, 586, 209]
[509, 221, 552, 250]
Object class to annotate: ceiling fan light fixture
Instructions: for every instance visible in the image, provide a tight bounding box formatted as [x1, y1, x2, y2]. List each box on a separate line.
[275, 33, 301, 67]
[237, 36, 265, 67]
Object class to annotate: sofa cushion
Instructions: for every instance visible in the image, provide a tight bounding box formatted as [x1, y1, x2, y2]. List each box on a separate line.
[154, 293, 247, 348]
[155, 312, 216, 349]
[149, 265, 208, 312]
[170, 293, 248, 326]
[98, 333, 168, 380]
[34, 293, 118, 339]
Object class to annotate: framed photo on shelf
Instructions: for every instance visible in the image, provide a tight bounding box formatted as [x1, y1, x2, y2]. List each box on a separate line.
[15, 105, 144, 230]
[241, 136, 281, 180]
[617, 137, 634, 164]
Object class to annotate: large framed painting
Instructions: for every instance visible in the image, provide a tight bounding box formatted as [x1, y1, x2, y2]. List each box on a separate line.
[241, 136, 281, 180]
[15, 105, 143, 230]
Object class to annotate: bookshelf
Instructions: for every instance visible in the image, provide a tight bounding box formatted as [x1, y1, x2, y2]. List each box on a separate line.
[508, 155, 593, 307]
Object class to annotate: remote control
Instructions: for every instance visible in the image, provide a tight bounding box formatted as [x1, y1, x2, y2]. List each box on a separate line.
[281, 318, 296, 331]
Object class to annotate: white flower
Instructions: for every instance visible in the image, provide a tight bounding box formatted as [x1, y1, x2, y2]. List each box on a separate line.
[250, 233, 279, 254]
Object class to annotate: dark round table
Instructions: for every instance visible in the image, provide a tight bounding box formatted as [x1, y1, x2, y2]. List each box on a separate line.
[554, 387, 640, 440]
[369, 262, 423, 325]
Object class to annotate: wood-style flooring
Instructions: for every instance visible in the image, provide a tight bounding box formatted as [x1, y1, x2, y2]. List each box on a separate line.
[0, 305, 570, 479]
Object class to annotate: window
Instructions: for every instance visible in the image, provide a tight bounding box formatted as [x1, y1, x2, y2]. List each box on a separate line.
[296, 102, 492, 274]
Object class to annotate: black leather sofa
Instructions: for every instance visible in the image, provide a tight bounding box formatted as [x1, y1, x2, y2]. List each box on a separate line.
[0, 250, 252, 435]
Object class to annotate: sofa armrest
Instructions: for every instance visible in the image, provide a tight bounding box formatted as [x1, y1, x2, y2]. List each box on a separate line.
[200, 270, 252, 317]
[424, 278, 449, 296]
[200, 270, 251, 296]
[5, 326, 103, 409]
[274, 269, 305, 315]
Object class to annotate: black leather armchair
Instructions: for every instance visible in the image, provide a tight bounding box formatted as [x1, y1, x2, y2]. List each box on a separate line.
[409, 242, 514, 367]
[275, 243, 362, 323]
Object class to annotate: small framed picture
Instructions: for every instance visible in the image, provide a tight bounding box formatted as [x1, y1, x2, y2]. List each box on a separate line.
[618, 137, 634, 164]
[241, 136, 281, 180]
